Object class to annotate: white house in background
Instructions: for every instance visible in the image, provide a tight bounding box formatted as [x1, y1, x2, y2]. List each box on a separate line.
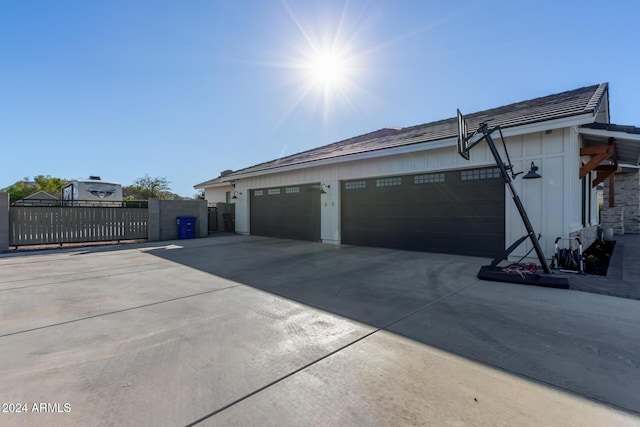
[194, 170, 236, 205]
[194, 83, 640, 262]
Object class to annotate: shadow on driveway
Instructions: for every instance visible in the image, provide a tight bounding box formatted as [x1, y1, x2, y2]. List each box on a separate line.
[143, 235, 640, 416]
[143, 236, 482, 328]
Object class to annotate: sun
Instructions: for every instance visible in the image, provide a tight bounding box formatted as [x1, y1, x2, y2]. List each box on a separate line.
[272, 1, 380, 120]
[308, 52, 347, 87]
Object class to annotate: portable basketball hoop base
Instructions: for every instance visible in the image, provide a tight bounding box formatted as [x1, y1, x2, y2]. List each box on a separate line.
[477, 266, 569, 289]
[456, 110, 569, 289]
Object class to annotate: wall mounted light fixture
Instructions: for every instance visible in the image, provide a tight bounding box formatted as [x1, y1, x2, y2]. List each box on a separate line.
[320, 183, 331, 194]
[231, 191, 242, 199]
[522, 161, 542, 179]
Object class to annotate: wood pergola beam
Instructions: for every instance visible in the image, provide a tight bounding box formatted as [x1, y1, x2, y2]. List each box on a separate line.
[579, 139, 615, 179]
[593, 164, 617, 187]
[609, 173, 615, 208]
[579, 145, 614, 156]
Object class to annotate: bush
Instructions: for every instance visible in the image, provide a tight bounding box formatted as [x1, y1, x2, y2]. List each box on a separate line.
[583, 239, 616, 276]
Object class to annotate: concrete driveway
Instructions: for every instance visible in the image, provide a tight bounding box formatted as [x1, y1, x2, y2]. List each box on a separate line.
[1, 235, 639, 426]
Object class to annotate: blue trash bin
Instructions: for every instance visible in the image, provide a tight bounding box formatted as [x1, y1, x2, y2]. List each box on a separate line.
[176, 216, 196, 239]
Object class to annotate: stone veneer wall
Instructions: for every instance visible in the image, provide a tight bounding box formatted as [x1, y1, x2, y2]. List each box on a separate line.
[601, 207, 624, 235]
[602, 171, 640, 234]
[569, 225, 599, 251]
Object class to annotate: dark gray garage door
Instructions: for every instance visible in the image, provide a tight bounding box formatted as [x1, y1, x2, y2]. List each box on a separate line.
[341, 168, 505, 257]
[250, 184, 321, 241]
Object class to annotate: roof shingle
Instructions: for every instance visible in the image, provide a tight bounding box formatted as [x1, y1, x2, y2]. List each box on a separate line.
[222, 83, 608, 178]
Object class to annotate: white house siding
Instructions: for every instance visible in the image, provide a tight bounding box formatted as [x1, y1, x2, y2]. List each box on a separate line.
[204, 186, 234, 205]
[504, 128, 577, 259]
[233, 127, 594, 261]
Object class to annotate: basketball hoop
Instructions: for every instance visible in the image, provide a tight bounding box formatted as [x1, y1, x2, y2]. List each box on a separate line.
[454, 108, 567, 288]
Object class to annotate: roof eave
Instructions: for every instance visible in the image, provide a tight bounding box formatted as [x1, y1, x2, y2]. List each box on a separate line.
[228, 112, 598, 181]
[578, 127, 640, 142]
[194, 180, 233, 189]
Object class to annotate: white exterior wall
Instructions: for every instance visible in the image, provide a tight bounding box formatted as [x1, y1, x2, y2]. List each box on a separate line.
[204, 185, 234, 205]
[503, 127, 582, 260]
[233, 127, 590, 261]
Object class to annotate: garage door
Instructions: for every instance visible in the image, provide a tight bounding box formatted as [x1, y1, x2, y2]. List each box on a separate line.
[341, 168, 505, 257]
[250, 184, 321, 241]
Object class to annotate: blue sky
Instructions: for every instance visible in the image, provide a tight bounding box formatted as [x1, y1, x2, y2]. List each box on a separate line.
[2, 0, 638, 197]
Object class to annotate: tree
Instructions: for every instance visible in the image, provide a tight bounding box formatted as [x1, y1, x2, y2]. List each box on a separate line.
[5, 175, 68, 202]
[194, 189, 205, 200]
[133, 174, 172, 199]
[33, 175, 67, 193]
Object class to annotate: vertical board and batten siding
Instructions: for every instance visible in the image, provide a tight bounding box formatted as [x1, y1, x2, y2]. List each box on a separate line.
[9, 207, 148, 246]
[504, 128, 582, 259]
[233, 129, 588, 260]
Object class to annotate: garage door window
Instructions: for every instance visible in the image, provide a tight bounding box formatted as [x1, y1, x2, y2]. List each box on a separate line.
[345, 180, 366, 190]
[414, 173, 445, 184]
[267, 188, 281, 195]
[285, 187, 300, 193]
[254, 190, 263, 196]
[461, 167, 501, 180]
[376, 177, 402, 187]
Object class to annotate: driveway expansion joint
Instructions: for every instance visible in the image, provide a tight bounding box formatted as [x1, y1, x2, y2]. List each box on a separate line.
[186, 279, 481, 426]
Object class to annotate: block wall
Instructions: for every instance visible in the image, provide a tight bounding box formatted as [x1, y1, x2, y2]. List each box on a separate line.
[148, 199, 208, 241]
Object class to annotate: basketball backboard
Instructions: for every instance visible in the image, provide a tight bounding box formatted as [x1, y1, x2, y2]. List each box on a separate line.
[457, 109, 470, 160]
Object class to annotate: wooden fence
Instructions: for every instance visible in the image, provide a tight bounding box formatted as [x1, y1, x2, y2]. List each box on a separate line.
[9, 206, 148, 246]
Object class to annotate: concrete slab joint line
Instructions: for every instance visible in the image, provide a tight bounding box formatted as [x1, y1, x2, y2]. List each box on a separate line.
[186, 280, 482, 426]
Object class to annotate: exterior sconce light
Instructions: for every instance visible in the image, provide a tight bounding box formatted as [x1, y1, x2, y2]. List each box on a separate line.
[231, 191, 242, 200]
[522, 162, 542, 179]
[320, 183, 331, 194]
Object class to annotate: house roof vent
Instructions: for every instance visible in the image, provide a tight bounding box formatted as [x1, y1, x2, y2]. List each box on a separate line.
[88, 176, 102, 180]
[220, 170, 234, 177]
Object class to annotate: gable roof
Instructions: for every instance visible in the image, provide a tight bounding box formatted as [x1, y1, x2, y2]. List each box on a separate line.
[24, 190, 58, 200]
[13, 190, 59, 206]
[211, 83, 609, 181]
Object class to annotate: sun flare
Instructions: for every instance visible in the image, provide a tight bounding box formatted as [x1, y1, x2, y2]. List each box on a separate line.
[272, 1, 382, 120]
[308, 52, 347, 86]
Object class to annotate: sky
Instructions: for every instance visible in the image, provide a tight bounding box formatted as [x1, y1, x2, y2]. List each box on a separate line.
[2, 0, 639, 197]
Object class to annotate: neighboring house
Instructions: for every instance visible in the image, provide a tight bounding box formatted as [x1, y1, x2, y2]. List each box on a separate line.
[194, 170, 236, 205]
[195, 83, 640, 262]
[13, 190, 59, 206]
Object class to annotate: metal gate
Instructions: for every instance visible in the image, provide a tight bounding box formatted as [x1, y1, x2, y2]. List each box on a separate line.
[9, 206, 148, 247]
[208, 206, 218, 233]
